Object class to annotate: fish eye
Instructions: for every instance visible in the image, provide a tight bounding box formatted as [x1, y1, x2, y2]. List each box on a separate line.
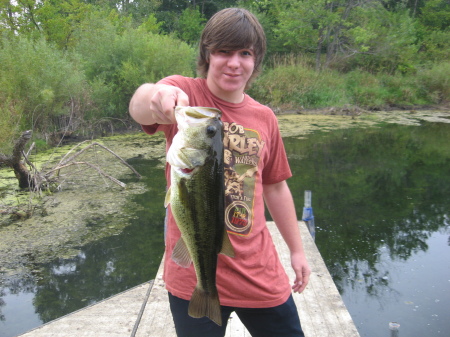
[206, 125, 217, 137]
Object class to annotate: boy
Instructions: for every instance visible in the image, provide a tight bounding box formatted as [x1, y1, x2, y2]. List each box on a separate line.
[129, 8, 310, 337]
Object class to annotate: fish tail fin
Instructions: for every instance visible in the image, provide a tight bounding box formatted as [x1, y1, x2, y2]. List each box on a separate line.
[188, 287, 222, 326]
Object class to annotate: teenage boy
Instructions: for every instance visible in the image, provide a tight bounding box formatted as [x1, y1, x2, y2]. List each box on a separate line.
[129, 8, 310, 337]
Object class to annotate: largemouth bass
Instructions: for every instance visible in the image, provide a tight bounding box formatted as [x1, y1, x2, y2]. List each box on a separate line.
[164, 106, 235, 326]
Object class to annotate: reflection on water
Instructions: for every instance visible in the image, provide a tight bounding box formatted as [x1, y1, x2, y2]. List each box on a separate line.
[1, 121, 449, 337]
[283, 121, 450, 337]
[0, 158, 167, 337]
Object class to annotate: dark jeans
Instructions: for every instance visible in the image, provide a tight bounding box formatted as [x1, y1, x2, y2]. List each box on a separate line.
[168, 292, 305, 337]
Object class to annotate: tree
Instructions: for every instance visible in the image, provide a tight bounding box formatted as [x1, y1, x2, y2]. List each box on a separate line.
[414, 0, 450, 63]
[0, 0, 42, 37]
[175, 7, 206, 45]
[0, 35, 89, 143]
[0, 130, 34, 189]
[273, 0, 421, 72]
[274, 0, 377, 70]
[346, 4, 419, 73]
[35, 0, 94, 49]
[73, 12, 195, 119]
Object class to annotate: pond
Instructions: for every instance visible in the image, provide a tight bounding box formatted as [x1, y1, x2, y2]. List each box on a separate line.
[0, 111, 449, 337]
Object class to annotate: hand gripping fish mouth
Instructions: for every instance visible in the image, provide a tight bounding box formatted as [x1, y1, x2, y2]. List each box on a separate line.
[167, 107, 221, 174]
[164, 106, 235, 326]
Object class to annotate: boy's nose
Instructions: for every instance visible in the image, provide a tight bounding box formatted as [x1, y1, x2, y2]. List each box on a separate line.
[227, 52, 240, 68]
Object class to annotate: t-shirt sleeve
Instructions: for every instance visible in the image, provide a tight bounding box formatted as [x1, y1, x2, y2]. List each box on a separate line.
[261, 115, 292, 184]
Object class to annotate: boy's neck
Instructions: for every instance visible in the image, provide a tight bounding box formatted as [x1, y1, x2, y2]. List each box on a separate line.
[206, 80, 245, 103]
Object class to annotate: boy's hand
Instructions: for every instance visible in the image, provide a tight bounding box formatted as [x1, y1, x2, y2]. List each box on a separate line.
[129, 83, 189, 125]
[149, 84, 189, 124]
[291, 252, 311, 293]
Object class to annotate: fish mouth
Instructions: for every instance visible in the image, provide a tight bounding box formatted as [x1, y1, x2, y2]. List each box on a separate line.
[175, 166, 199, 176]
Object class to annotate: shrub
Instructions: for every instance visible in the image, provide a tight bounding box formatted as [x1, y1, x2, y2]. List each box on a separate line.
[74, 15, 196, 119]
[416, 61, 450, 103]
[0, 36, 88, 140]
[345, 71, 389, 108]
[249, 62, 347, 109]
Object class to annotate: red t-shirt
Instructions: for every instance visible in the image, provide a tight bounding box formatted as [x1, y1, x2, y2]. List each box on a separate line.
[143, 75, 293, 308]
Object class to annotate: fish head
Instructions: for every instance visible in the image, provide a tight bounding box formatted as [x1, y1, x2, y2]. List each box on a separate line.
[167, 107, 223, 174]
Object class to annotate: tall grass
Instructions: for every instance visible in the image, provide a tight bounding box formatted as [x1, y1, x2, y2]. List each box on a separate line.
[249, 55, 348, 110]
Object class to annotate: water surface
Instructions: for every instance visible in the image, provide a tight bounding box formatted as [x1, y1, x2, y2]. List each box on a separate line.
[1, 115, 449, 337]
[282, 121, 449, 337]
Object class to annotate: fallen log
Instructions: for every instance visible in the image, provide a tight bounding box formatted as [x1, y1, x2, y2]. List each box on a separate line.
[0, 131, 141, 191]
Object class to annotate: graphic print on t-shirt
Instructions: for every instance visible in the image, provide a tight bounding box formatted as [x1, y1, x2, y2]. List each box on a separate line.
[223, 122, 265, 236]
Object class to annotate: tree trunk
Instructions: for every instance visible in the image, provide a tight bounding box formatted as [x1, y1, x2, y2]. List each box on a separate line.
[0, 130, 34, 189]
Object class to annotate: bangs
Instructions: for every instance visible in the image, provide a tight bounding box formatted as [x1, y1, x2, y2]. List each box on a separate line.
[208, 18, 259, 51]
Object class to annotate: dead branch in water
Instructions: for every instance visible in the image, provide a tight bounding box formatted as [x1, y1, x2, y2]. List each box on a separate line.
[0, 130, 141, 192]
[50, 142, 141, 180]
[45, 161, 127, 188]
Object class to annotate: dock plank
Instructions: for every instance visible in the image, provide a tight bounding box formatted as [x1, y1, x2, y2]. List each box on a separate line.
[19, 221, 360, 337]
[134, 221, 360, 337]
[277, 221, 360, 337]
[19, 282, 152, 337]
[134, 261, 175, 337]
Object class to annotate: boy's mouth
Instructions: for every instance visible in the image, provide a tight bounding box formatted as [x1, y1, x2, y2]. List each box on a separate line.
[224, 73, 240, 78]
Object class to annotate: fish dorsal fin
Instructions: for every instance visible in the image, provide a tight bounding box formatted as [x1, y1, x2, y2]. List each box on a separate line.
[219, 229, 235, 258]
[164, 186, 171, 208]
[172, 237, 192, 268]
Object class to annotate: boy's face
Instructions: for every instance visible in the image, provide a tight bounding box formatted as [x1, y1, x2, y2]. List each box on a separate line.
[206, 48, 255, 103]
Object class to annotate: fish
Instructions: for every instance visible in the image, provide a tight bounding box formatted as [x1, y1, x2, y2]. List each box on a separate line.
[164, 106, 235, 326]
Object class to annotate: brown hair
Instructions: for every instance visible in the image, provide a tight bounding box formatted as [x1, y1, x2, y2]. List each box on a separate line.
[197, 8, 266, 87]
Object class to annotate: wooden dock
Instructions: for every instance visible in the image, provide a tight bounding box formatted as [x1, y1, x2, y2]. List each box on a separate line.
[19, 221, 360, 337]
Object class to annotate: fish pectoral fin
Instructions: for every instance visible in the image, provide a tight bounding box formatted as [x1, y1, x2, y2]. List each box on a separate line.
[171, 237, 192, 268]
[164, 186, 171, 208]
[219, 229, 235, 258]
[188, 287, 222, 326]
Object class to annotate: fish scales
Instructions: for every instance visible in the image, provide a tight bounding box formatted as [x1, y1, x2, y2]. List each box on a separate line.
[165, 106, 234, 326]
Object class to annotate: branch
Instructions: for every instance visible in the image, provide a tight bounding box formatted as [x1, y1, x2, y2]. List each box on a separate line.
[54, 142, 141, 178]
[90, 142, 142, 178]
[45, 161, 127, 188]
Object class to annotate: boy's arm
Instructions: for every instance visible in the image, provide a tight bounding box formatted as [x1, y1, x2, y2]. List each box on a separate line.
[129, 83, 189, 125]
[263, 180, 311, 293]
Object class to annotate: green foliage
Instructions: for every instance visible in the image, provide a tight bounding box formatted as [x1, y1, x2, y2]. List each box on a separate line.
[273, 0, 323, 54]
[138, 14, 162, 34]
[174, 7, 206, 45]
[419, 0, 450, 30]
[0, 97, 23, 154]
[0, 0, 448, 145]
[250, 54, 450, 109]
[0, 0, 42, 38]
[36, 0, 93, 49]
[345, 71, 389, 108]
[73, 12, 195, 119]
[416, 61, 450, 103]
[0, 35, 88, 140]
[249, 56, 348, 109]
